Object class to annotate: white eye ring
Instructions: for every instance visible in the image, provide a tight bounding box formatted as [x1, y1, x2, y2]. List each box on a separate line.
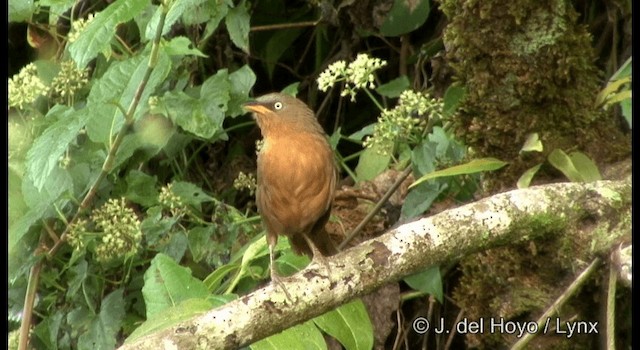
[274, 102, 283, 110]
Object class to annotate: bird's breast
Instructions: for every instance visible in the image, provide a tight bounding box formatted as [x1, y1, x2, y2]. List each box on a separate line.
[256, 132, 336, 235]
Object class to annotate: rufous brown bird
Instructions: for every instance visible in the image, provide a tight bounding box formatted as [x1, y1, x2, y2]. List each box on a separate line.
[243, 93, 338, 293]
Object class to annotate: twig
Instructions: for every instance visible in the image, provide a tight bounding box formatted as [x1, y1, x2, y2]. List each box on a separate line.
[510, 258, 602, 350]
[444, 308, 465, 350]
[606, 262, 617, 350]
[47, 2, 169, 258]
[338, 165, 412, 250]
[18, 262, 43, 350]
[250, 20, 319, 32]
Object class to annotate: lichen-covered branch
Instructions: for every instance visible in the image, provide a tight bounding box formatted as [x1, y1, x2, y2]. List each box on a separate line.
[119, 179, 630, 350]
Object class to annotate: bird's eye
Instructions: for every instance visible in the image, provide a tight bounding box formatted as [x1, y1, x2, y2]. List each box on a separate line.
[274, 102, 283, 110]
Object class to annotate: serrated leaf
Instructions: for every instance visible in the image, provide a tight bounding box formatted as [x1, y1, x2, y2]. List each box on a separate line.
[410, 158, 508, 189]
[520, 133, 543, 153]
[145, 0, 208, 40]
[251, 321, 326, 350]
[226, 1, 250, 53]
[376, 76, 410, 98]
[355, 144, 392, 182]
[86, 48, 172, 145]
[163, 36, 208, 57]
[187, 226, 216, 263]
[313, 299, 373, 350]
[142, 254, 210, 318]
[125, 298, 212, 344]
[25, 106, 83, 191]
[77, 289, 125, 350]
[202, 2, 230, 42]
[404, 266, 443, 303]
[68, 0, 148, 68]
[32, 311, 64, 350]
[568, 151, 601, 182]
[380, 0, 430, 37]
[154, 69, 230, 139]
[124, 169, 159, 207]
[516, 163, 542, 189]
[547, 149, 583, 182]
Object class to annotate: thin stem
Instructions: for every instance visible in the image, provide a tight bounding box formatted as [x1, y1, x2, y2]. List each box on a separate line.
[363, 88, 384, 111]
[47, 2, 169, 258]
[338, 165, 413, 250]
[510, 258, 601, 350]
[606, 263, 617, 350]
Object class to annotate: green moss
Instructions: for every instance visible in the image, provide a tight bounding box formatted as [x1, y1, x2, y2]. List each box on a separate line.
[437, 0, 629, 189]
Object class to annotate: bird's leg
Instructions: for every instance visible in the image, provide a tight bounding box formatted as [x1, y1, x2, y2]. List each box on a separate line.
[269, 242, 293, 302]
[301, 233, 332, 275]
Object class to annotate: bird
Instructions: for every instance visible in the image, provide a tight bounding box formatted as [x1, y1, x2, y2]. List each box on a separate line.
[243, 92, 338, 295]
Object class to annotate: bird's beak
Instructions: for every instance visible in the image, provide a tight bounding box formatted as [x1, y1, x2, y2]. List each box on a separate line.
[242, 101, 271, 115]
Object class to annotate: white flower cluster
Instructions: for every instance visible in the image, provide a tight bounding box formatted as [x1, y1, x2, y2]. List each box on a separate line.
[8, 63, 48, 110]
[363, 90, 444, 155]
[317, 53, 387, 101]
[68, 13, 95, 43]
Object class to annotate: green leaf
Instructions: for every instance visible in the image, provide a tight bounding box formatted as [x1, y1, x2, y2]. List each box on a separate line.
[443, 85, 466, 117]
[228, 65, 257, 117]
[251, 321, 326, 350]
[355, 144, 392, 182]
[404, 266, 443, 303]
[411, 141, 437, 176]
[281, 82, 300, 97]
[9, 0, 35, 22]
[313, 299, 373, 350]
[125, 298, 212, 344]
[516, 163, 542, 189]
[202, 1, 230, 42]
[170, 181, 215, 206]
[145, 0, 208, 40]
[348, 124, 376, 141]
[77, 289, 125, 350]
[380, 0, 430, 37]
[520, 133, 543, 153]
[568, 152, 601, 182]
[142, 254, 210, 318]
[410, 158, 508, 189]
[203, 263, 240, 292]
[401, 182, 443, 219]
[375, 76, 410, 98]
[547, 149, 583, 182]
[187, 226, 215, 263]
[86, 48, 172, 145]
[25, 106, 84, 191]
[32, 311, 64, 350]
[276, 251, 310, 276]
[153, 69, 230, 139]
[68, 0, 148, 68]
[163, 36, 208, 57]
[621, 98, 631, 128]
[125, 170, 159, 207]
[225, 1, 250, 53]
[610, 56, 632, 81]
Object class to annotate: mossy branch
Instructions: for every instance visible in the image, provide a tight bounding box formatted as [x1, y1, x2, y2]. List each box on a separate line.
[119, 179, 630, 350]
